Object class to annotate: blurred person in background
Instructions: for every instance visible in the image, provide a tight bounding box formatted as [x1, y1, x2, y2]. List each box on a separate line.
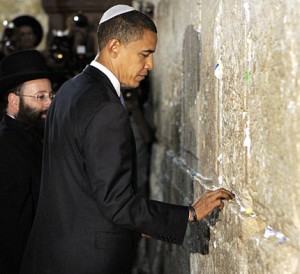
[13, 15, 43, 51]
[0, 15, 43, 60]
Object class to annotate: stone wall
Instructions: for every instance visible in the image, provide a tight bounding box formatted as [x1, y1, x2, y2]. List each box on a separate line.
[144, 0, 300, 273]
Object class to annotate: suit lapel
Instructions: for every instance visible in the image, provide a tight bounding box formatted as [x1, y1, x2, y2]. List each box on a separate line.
[82, 65, 120, 101]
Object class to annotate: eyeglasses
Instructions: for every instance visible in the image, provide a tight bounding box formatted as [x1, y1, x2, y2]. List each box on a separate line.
[17, 93, 55, 102]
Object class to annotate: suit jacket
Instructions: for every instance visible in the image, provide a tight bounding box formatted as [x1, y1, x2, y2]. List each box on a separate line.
[20, 65, 189, 274]
[0, 115, 43, 274]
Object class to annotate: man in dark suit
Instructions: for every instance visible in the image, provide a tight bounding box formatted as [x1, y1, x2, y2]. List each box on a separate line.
[20, 5, 234, 274]
[0, 50, 56, 273]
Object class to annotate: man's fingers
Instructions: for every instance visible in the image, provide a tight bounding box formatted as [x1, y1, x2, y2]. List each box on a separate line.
[206, 188, 235, 201]
[208, 197, 225, 211]
[217, 192, 234, 201]
[216, 199, 225, 210]
[192, 188, 235, 220]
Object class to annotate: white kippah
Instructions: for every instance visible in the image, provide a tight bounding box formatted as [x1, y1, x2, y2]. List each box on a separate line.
[99, 5, 135, 24]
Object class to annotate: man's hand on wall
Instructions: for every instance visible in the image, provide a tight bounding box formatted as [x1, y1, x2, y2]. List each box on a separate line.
[189, 188, 235, 222]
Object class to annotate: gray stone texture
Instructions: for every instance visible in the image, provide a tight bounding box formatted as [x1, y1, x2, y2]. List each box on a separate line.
[146, 0, 300, 273]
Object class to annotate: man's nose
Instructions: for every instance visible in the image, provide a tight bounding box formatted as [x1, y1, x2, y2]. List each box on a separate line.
[145, 55, 154, 71]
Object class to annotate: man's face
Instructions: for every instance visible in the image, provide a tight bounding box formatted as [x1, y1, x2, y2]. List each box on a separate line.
[18, 25, 37, 50]
[117, 30, 157, 88]
[16, 79, 53, 129]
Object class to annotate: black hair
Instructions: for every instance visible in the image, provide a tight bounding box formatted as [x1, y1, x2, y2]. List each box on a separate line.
[97, 10, 157, 51]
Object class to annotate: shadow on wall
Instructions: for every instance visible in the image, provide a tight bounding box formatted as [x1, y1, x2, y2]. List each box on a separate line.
[189, 208, 221, 254]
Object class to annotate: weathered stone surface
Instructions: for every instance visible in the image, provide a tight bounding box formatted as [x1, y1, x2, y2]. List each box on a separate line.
[146, 0, 300, 273]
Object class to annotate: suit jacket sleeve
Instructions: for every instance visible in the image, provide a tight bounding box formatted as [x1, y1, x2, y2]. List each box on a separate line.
[83, 101, 189, 244]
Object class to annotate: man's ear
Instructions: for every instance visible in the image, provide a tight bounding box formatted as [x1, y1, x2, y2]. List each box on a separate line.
[7, 93, 20, 113]
[106, 39, 121, 58]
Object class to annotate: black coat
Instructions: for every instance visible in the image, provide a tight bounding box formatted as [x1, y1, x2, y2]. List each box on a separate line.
[20, 65, 189, 274]
[0, 115, 43, 274]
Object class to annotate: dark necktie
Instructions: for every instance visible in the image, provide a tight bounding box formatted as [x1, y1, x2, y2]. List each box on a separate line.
[119, 92, 126, 107]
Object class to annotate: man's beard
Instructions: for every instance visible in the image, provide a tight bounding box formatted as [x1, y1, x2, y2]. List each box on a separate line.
[16, 98, 47, 138]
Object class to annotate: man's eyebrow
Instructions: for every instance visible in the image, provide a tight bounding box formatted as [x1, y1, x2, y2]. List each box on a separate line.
[34, 90, 53, 94]
[142, 49, 155, 53]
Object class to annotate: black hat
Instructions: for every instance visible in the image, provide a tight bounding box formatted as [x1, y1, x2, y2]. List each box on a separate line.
[12, 15, 43, 47]
[0, 50, 57, 96]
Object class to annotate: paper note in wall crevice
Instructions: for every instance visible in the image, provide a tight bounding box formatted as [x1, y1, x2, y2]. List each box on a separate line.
[214, 62, 223, 80]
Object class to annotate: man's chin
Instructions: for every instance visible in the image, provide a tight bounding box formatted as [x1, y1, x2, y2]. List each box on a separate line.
[121, 81, 140, 89]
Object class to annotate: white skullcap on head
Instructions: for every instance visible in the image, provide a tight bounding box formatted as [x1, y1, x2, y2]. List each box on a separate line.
[99, 5, 135, 24]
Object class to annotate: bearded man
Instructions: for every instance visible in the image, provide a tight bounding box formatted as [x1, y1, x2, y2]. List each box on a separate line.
[0, 50, 56, 274]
